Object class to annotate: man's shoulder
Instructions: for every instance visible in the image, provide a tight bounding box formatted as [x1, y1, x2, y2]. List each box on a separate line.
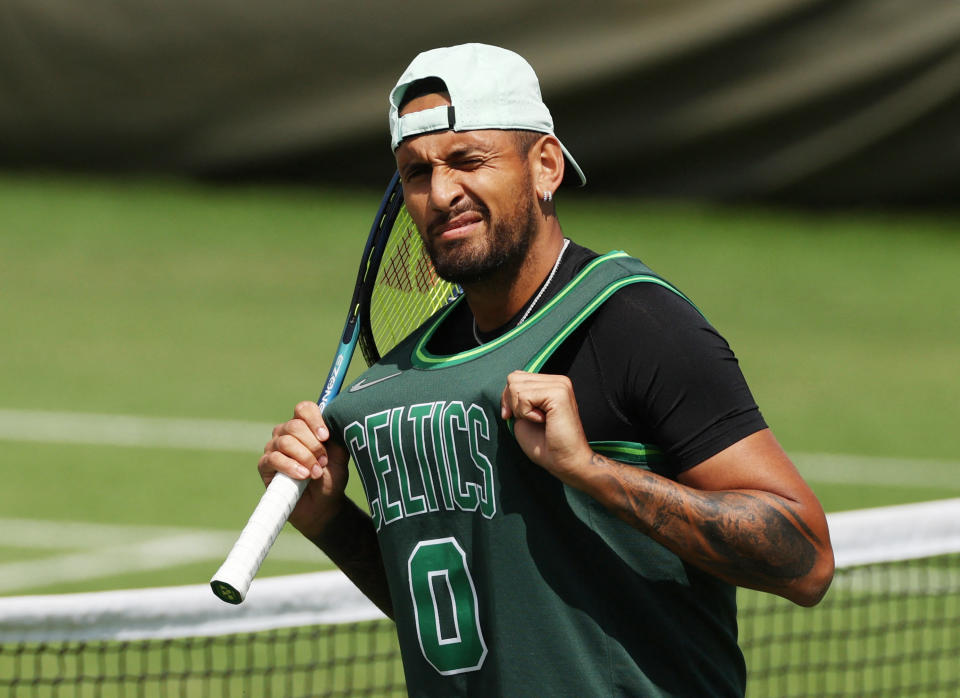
[565, 242, 670, 288]
[561, 242, 700, 321]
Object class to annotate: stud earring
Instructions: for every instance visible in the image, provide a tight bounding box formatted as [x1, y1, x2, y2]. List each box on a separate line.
[542, 190, 553, 203]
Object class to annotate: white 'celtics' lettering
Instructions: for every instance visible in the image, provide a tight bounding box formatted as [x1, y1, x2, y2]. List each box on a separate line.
[345, 402, 497, 530]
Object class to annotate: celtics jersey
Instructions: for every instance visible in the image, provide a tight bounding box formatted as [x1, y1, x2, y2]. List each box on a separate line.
[324, 252, 746, 697]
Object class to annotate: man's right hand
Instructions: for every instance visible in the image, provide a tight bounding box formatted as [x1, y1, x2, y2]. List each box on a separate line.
[258, 401, 349, 540]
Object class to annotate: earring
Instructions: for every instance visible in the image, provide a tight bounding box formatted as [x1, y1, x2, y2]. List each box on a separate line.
[542, 190, 553, 203]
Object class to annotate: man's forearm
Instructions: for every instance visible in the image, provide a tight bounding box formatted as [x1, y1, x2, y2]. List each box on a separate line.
[309, 499, 394, 619]
[583, 452, 830, 606]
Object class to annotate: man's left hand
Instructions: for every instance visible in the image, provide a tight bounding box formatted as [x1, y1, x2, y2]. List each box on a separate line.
[500, 370, 594, 483]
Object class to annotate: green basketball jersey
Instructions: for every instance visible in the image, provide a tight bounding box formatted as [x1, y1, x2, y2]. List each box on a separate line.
[324, 252, 746, 697]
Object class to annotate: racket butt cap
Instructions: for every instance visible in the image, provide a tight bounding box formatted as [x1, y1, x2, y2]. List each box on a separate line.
[210, 578, 245, 604]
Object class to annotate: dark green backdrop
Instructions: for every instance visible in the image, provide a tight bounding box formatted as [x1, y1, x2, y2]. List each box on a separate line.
[2, 0, 958, 204]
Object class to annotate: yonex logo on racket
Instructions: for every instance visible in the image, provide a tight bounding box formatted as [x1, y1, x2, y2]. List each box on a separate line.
[319, 354, 347, 407]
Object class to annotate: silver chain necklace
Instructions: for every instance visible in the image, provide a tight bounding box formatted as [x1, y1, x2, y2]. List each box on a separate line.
[472, 238, 571, 346]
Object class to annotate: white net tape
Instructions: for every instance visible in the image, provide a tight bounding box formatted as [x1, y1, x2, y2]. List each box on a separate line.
[0, 570, 382, 643]
[2, 498, 959, 643]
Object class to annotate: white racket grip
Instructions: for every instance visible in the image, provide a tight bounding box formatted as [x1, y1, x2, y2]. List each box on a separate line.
[210, 473, 308, 604]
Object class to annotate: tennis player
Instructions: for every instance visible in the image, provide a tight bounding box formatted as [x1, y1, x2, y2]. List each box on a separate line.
[260, 43, 834, 696]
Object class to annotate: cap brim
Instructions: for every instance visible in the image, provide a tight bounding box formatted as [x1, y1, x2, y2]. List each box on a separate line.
[559, 140, 586, 187]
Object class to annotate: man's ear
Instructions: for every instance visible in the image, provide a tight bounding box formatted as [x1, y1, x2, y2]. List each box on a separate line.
[531, 135, 565, 200]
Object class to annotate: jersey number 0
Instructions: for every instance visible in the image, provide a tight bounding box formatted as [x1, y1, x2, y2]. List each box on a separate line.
[408, 537, 488, 675]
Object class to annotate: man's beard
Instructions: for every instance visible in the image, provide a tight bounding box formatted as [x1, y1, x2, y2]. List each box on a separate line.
[424, 188, 538, 287]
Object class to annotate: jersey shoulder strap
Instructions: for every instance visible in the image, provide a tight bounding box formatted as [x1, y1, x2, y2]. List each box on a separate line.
[523, 251, 701, 374]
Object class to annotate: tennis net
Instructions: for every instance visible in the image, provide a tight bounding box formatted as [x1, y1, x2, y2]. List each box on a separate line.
[740, 497, 960, 698]
[0, 571, 403, 697]
[1, 498, 958, 697]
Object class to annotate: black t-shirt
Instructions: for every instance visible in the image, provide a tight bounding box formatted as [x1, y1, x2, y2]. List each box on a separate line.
[425, 240, 766, 477]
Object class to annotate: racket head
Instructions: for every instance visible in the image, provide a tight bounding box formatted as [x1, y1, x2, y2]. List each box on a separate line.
[358, 175, 461, 365]
[210, 173, 458, 606]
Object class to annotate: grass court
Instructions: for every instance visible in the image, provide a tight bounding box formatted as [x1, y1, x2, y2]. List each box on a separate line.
[1, 173, 958, 597]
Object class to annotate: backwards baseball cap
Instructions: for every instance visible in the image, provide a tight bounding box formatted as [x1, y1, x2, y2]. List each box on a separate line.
[389, 43, 586, 186]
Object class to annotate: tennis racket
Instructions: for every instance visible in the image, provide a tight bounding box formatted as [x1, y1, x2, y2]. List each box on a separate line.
[210, 172, 460, 604]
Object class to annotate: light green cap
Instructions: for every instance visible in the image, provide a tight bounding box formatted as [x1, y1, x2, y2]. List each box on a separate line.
[389, 43, 586, 187]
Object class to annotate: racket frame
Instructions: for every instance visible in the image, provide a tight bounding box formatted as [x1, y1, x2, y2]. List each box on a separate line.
[210, 172, 404, 604]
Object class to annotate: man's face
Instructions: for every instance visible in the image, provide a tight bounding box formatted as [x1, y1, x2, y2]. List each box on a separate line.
[394, 93, 539, 286]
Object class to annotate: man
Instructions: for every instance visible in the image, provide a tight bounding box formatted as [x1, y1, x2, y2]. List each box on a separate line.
[260, 43, 834, 696]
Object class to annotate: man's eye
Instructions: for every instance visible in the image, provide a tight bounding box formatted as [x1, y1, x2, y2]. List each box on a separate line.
[402, 166, 428, 181]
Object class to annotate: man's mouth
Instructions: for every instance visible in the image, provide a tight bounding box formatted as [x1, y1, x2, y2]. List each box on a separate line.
[428, 210, 485, 239]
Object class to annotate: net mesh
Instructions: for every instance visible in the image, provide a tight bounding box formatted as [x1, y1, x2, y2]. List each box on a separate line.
[0, 572, 403, 698]
[2, 622, 403, 698]
[740, 553, 960, 698]
[366, 205, 460, 364]
[2, 499, 958, 697]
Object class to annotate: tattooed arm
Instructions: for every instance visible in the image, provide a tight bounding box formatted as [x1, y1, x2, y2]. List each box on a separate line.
[591, 429, 832, 605]
[501, 372, 834, 606]
[260, 401, 394, 619]
[309, 499, 394, 618]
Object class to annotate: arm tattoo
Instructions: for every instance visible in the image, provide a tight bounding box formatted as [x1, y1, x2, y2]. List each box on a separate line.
[310, 501, 394, 619]
[590, 453, 819, 587]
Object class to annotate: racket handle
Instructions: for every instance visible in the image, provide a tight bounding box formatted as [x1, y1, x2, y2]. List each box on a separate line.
[210, 473, 308, 604]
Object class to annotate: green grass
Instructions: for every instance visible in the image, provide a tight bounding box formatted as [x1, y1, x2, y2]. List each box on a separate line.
[3, 174, 957, 455]
[812, 481, 960, 513]
[0, 172, 958, 695]
[561, 201, 960, 461]
[1, 172, 959, 598]
[1, 442, 265, 527]
[0, 175, 373, 421]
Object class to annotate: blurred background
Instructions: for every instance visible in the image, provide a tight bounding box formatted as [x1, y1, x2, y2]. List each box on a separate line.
[1, 0, 958, 597]
[3, 0, 960, 204]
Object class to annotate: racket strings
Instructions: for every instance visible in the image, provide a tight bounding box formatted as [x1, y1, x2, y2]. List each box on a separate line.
[367, 207, 458, 361]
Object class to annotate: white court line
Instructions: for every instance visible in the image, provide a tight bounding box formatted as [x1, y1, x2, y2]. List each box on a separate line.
[0, 410, 310, 594]
[0, 518, 318, 555]
[791, 451, 960, 489]
[0, 519, 326, 595]
[1, 408, 957, 486]
[0, 408, 270, 453]
[0, 534, 230, 594]
[1, 408, 958, 594]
